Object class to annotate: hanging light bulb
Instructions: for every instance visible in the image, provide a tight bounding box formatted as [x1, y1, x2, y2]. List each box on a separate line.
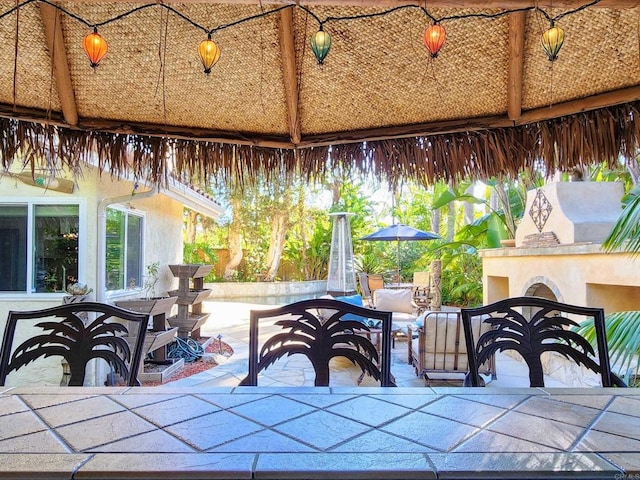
[82, 27, 108, 69]
[423, 23, 446, 58]
[541, 21, 565, 61]
[310, 26, 332, 65]
[198, 33, 221, 75]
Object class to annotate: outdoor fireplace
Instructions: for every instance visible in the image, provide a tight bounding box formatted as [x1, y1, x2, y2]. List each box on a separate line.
[481, 181, 640, 386]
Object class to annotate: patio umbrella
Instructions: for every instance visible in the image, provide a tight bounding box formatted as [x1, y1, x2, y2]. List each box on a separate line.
[361, 224, 440, 280]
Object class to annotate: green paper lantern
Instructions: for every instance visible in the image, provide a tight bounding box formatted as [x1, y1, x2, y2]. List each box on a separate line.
[311, 28, 332, 65]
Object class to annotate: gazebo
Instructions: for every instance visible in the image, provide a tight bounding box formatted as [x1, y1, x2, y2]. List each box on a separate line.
[0, 0, 638, 184]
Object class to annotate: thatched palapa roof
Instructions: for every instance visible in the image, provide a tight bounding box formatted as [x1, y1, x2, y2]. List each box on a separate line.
[0, 0, 639, 186]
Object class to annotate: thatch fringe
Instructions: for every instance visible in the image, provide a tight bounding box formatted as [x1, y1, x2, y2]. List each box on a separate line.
[1, 101, 639, 188]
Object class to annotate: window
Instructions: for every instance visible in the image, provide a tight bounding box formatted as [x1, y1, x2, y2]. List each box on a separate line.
[0, 203, 80, 293]
[105, 207, 144, 291]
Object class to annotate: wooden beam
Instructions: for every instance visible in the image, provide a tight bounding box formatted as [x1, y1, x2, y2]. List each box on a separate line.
[37, 0, 640, 7]
[39, 2, 78, 126]
[278, 7, 301, 144]
[507, 11, 525, 121]
[517, 85, 640, 124]
[1, 85, 640, 151]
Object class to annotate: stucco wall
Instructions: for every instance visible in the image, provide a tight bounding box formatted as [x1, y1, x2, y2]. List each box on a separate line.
[0, 169, 186, 386]
[481, 244, 640, 313]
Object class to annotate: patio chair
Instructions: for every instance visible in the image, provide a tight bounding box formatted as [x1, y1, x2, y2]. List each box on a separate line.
[357, 272, 374, 307]
[461, 296, 626, 387]
[238, 298, 395, 387]
[0, 302, 149, 387]
[412, 271, 431, 309]
[408, 310, 495, 386]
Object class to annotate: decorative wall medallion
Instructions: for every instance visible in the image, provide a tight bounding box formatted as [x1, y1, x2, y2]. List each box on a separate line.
[529, 189, 553, 232]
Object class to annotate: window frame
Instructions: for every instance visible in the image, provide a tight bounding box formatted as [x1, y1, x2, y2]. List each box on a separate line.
[0, 197, 86, 298]
[104, 204, 146, 296]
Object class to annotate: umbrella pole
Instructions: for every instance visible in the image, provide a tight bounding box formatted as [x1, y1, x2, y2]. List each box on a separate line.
[396, 239, 401, 283]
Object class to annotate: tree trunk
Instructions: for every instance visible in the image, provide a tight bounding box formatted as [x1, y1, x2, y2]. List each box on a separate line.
[446, 201, 455, 242]
[431, 207, 441, 238]
[464, 184, 474, 225]
[628, 155, 640, 185]
[262, 211, 289, 281]
[493, 182, 516, 238]
[185, 210, 198, 244]
[224, 197, 243, 280]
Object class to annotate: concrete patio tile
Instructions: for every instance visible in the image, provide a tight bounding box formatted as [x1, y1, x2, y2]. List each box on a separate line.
[453, 430, 561, 453]
[0, 411, 48, 440]
[86, 429, 195, 453]
[254, 452, 436, 479]
[0, 430, 70, 453]
[0, 453, 89, 479]
[419, 396, 507, 428]
[514, 396, 602, 427]
[369, 393, 439, 410]
[591, 410, 640, 441]
[36, 395, 126, 427]
[75, 453, 255, 479]
[133, 395, 221, 427]
[165, 409, 263, 450]
[545, 394, 613, 410]
[452, 393, 528, 409]
[18, 393, 97, 410]
[575, 429, 640, 453]
[230, 395, 317, 426]
[332, 429, 437, 453]
[282, 393, 357, 408]
[212, 429, 317, 452]
[196, 392, 272, 409]
[55, 410, 157, 451]
[485, 411, 585, 450]
[108, 392, 184, 409]
[600, 452, 640, 475]
[381, 411, 479, 451]
[274, 410, 371, 450]
[326, 395, 410, 427]
[0, 395, 28, 416]
[427, 452, 622, 478]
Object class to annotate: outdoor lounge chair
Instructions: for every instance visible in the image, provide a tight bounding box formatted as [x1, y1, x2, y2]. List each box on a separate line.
[0, 302, 149, 387]
[239, 298, 395, 387]
[461, 296, 626, 387]
[408, 310, 495, 385]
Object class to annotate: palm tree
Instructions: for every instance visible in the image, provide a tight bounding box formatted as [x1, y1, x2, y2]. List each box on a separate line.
[7, 312, 131, 386]
[255, 312, 380, 386]
[475, 309, 598, 387]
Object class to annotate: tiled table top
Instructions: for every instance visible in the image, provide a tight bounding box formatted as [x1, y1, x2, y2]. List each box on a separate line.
[1, 385, 639, 479]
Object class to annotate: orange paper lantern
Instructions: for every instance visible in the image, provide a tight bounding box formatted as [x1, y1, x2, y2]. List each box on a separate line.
[82, 28, 108, 68]
[423, 23, 446, 58]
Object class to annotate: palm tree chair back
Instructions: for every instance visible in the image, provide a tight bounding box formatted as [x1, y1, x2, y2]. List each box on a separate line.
[0, 302, 149, 387]
[239, 298, 395, 387]
[461, 296, 625, 387]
